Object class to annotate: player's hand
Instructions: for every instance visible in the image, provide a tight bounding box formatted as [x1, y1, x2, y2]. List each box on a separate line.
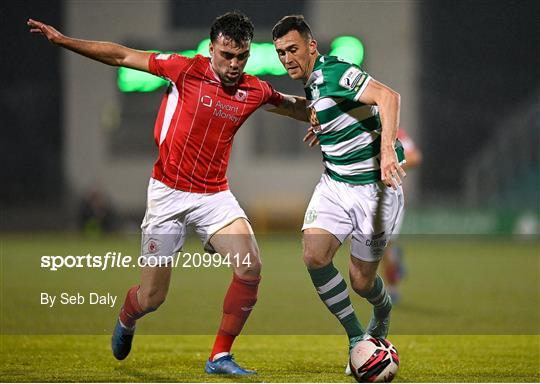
[380, 146, 406, 189]
[304, 107, 320, 147]
[27, 18, 65, 45]
[303, 126, 319, 147]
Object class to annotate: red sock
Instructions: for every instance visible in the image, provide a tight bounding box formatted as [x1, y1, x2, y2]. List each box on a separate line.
[119, 285, 145, 328]
[210, 274, 260, 360]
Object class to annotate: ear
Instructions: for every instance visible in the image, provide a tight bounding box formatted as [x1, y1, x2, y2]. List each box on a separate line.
[209, 42, 214, 57]
[309, 39, 318, 55]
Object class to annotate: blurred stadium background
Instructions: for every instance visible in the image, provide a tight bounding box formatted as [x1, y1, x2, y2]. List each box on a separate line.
[1, 0, 538, 235]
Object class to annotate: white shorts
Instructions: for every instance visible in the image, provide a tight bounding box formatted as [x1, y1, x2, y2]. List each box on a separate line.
[389, 206, 405, 242]
[140, 178, 248, 265]
[302, 173, 404, 262]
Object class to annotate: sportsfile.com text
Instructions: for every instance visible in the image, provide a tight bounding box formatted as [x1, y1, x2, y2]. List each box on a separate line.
[40, 252, 252, 271]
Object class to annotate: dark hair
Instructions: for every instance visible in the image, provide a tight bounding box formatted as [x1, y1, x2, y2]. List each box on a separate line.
[210, 11, 254, 46]
[272, 15, 313, 41]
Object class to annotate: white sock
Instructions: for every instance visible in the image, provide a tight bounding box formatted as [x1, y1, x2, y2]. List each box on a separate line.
[212, 352, 230, 361]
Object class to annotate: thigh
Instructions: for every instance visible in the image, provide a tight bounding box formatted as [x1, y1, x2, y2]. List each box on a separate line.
[209, 218, 260, 278]
[188, 190, 249, 252]
[140, 179, 188, 265]
[303, 228, 342, 268]
[302, 174, 353, 243]
[139, 264, 172, 302]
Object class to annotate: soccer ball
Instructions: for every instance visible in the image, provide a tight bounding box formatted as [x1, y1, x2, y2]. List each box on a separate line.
[349, 337, 399, 382]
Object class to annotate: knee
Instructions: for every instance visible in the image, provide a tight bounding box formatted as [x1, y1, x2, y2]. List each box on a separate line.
[302, 235, 335, 269]
[138, 287, 167, 312]
[302, 250, 331, 269]
[303, 241, 333, 269]
[235, 246, 261, 278]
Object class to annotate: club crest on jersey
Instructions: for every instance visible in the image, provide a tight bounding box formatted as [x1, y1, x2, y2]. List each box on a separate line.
[146, 239, 159, 254]
[201, 95, 213, 107]
[234, 89, 247, 101]
[311, 84, 320, 99]
[339, 67, 365, 90]
[304, 209, 318, 224]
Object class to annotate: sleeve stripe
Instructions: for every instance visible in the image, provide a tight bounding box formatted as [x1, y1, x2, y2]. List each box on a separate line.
[353, 76, 372, 101]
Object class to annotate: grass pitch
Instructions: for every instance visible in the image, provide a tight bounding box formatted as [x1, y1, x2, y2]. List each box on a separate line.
[1, 335, 538, 382]
[1, 233, 539, 382]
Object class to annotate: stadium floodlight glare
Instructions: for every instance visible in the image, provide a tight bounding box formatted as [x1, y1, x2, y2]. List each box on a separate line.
[117, 36, 364, 92]
[328, 36, 364, 66]
[117, 67, 168, 92]
[196, 38, 211, 57]
[244, 42, 287, 76]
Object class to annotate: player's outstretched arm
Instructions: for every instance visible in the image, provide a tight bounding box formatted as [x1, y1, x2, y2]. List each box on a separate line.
[265, 94, 310, 122]
[27, 18, 151, 72]
[359, 79, 406, 189]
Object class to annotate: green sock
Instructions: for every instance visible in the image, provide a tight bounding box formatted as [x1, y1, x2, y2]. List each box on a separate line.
[360, 274, 392, 318]
[308, 262, 364, 339]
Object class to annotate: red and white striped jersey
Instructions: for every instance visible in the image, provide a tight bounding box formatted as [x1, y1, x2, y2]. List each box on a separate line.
[148, 53, 283, 193]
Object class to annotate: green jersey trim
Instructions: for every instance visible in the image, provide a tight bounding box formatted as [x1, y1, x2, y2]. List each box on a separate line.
[306, 55, 371, 103]
[326, 168, 381, 185]
[396, 140, 405, 163]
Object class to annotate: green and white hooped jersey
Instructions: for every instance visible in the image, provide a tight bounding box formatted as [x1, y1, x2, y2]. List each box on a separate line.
[305, 55, 405, 185]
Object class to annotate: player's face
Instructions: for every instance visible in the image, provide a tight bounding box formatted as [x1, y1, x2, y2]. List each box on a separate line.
[274, 30, 317, 82]
[209, 34, 250, 86]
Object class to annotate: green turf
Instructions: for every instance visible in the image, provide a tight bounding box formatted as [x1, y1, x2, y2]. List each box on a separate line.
[1, 335, 538, 382]
[1, 233, 539, 381]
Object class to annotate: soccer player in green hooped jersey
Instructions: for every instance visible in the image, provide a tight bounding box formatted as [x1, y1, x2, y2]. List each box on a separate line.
[272, 15, 407, 375]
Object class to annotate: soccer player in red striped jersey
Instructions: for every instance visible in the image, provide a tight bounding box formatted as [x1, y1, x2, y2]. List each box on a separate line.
[28, 12, 310, 375]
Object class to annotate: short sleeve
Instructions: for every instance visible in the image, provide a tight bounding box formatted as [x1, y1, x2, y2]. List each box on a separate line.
[322, 61, 371, 102]
[148, 53, 193, 83]
[261, 80, 284, 107]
